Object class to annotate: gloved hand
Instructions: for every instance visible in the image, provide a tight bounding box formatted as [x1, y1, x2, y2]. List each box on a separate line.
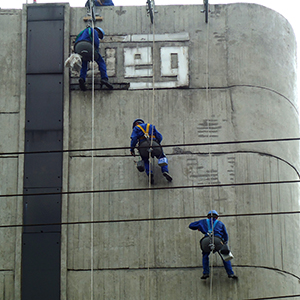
[130, 149, 135, 156]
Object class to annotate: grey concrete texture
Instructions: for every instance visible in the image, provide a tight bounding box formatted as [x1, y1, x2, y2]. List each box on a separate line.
[69, 3, 297, 100]
[68, 89, 300, 168]
[66, 268, 300, 299]
[0, 7, 24, 300]
[63, 3, 300, 300]
[66, 156, 300, 263]
[0, 2, 299, 299]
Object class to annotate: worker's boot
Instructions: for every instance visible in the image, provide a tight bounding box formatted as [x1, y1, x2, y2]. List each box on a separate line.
[228, 275, 238, 280]
[201, 274, 209, 280]
[163, 172, 172, 182]
[79, 78, 87, 91]
[101, 78, 113, 90]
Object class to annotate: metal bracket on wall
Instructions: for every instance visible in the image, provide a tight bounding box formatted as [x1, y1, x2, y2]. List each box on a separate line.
[84, 16, 103, 22]
[201, 0, 209, 23]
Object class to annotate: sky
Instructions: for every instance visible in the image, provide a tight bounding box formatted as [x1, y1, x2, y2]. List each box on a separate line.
[1, 0, 299, 96]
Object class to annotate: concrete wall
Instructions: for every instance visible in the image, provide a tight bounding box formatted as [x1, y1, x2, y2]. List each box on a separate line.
[0, 2, 299, 300]
[0, 7, 25, 299]
[64, 3, 300, 300]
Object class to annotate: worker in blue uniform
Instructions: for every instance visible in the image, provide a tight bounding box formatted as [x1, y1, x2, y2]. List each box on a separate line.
[130, 119, 172, 184]
[189, 210, 238, 280]
[85, 0, 114, 8]
[95, 0, 114, 5]
[74, 26, 112, 91]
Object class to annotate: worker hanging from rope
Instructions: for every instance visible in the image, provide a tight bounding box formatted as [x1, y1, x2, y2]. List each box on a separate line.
[189, 210, 238, 280]
[130, 119, 172, 185]
[74, 26, 113, 90]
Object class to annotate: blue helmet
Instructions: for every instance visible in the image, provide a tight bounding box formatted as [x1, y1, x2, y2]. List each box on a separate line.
[132, 118, 144, 129]
[207, 210, 219, 217]
[95, 27, 105, 39]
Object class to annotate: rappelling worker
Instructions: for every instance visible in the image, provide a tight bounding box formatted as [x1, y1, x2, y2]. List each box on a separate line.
[74, 26, 113, 91]
[130, 119, 172, 184]
[189, 210, 238, 280]
[85, 0, 114, 8]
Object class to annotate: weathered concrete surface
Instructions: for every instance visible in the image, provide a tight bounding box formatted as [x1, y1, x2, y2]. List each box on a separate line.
[0, 2, 299, 300]
[0, 7, 24, 300]
[63, 3, 300, 300]
[68, 4, 297, 99]
[66, 268, 300, 299]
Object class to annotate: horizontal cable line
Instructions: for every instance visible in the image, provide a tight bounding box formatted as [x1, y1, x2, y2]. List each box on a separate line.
[5, 179, 299, 199]
[0, 137, 299, 156]
[67, 265, 300, 282]
[68, 266, 209, 272]
[245, 294, 300, 300]
[3, 210, 300, 229]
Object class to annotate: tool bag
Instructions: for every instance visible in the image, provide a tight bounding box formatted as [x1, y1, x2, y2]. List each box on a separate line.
[221, 250, 234, 261]
[220, 243, 230, 255]
[219, 243, 234, 261]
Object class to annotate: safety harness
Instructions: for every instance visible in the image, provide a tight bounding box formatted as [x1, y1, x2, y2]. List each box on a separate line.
[199, 219, 221, 253]
[207, 218, 218, 235]
[137, 123, 156, 141]
[135, 123, 166, 168]
[75, 27, 93, 44]
[205, 218, 233, 261]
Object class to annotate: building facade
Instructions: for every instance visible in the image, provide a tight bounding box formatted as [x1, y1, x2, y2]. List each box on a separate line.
[0, 2, 299, 299]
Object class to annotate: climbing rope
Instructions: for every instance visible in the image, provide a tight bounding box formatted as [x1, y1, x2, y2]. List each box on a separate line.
[147, 2, 156, 299]
[202, 3, 215, 299]
[90, 0, 96, 298]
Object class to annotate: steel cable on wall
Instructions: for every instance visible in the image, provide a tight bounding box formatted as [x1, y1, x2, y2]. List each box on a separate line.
[2, 137, 299, 156]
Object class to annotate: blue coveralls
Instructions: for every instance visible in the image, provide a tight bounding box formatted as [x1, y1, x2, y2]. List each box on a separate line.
[85, 0, 114, 7]
[130, 123, 169, 176]
[94, 0, 114, 6]
[75, 28, 108, 81]
[189, 218, 234, 276]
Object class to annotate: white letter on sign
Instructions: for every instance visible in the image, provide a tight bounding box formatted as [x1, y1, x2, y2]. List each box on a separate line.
[160, 46, 189, 87]
[124, 47, 153, 78]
